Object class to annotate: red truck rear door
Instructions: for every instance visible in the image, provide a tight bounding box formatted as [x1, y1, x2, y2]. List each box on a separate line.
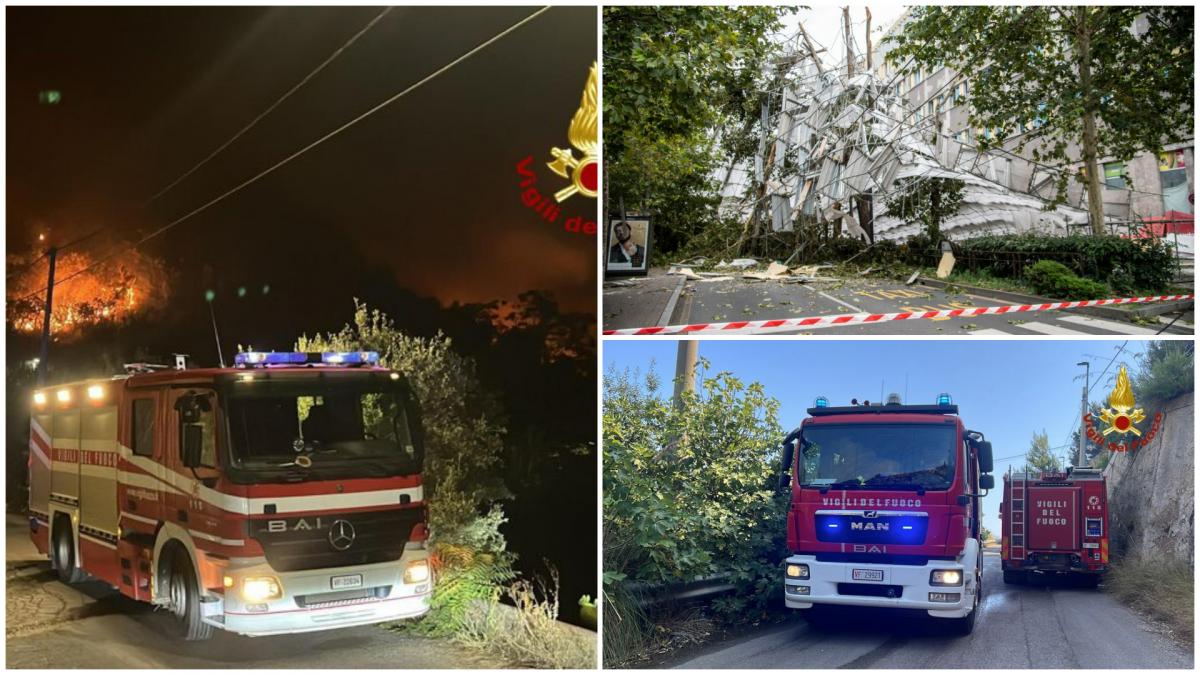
[1027, 486, 1080, 551]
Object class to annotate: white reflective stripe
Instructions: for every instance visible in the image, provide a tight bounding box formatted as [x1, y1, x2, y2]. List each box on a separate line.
[117, 470, 181, 495]
[80, 532, 118, 550]
[53, 437, 80, 450]
[80, 439, 117, 452]
[31, 419, 50, 446]
[80, 464, 116, 478]
[120, 511, 158, 526]
[188, 529, 245, 547]
[246, 487, 423, 515]
[28, 439, 51, 468]
[116, 445, 422, 515]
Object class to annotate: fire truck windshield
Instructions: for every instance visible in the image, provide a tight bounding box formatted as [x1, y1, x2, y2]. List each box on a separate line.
[220, 374, 423, 481]
[799, 423, 957, 490]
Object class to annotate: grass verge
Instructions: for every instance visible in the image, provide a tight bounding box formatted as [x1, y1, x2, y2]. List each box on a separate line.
[458, 571, 596, 669]
[1105, 558, 1193, 647]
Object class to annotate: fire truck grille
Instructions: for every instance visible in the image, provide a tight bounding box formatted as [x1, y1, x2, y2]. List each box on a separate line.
[248, 508, 424, 572]
[295, 586, 392, 609]
[837, 583, 904, 599]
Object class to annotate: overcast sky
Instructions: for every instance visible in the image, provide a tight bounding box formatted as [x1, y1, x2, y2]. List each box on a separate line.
[777, 4, 909, 69]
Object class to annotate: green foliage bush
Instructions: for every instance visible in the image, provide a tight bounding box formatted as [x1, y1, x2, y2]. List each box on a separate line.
[297, 302, 514, 637]
[1024, 260, 1110, 299]
[1133, 341, 1194, 408]
[602, 362, 786, 662]
[951, 234, 1177, 292]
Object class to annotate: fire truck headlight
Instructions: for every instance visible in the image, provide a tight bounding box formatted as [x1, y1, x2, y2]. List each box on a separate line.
[930, 569, 963, 586]
[242, 577, 282, 601]
[404, 559, 431, 584]
[785, 564, 809, 579]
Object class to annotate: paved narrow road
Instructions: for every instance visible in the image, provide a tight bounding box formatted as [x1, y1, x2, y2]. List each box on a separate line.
[5, 515, 504, 669]
[671, 549, 1192, 669]
[604, 274, 1193, 335]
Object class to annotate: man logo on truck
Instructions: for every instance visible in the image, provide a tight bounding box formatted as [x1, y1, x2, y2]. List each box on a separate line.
[850, 521, 889, 531]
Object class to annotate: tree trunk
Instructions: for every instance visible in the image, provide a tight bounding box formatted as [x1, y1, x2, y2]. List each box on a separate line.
[1074, 7, 1107, 236]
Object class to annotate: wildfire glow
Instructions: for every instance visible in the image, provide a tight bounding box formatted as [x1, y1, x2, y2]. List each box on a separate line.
[7, 247, 168, 339]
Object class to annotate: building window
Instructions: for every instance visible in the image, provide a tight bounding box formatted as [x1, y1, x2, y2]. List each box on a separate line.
[1161, 162, 1192, 214]
[1103, 162, 1127, 189]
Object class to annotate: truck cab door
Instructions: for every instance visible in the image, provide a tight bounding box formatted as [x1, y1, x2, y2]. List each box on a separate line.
[166, 389, 223, 528]
[123, 390, 165, 527]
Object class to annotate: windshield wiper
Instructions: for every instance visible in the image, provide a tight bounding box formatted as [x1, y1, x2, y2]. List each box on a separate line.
[863, 482, 929, 495]
[815, 480, 869, 494]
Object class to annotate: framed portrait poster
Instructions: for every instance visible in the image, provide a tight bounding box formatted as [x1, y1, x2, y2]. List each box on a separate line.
[604, 216, 651, 277]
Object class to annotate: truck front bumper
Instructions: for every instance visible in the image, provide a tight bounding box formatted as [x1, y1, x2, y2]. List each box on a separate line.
[207, 547, 431, 636]
[783, 545, 979, 619]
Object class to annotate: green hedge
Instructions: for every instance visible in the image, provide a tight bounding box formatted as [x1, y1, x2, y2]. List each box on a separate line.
[1025, 260, 1110, 300]
[946, 234, 1178, 294]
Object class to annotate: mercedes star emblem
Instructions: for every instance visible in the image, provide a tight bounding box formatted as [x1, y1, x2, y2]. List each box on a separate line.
[328, 519, 356, 551]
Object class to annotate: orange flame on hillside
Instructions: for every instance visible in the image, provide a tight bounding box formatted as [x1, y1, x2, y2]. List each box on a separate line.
[6, 248, 168, 340]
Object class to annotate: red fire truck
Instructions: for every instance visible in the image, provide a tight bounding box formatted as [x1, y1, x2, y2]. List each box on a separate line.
[28, 351, 432, 639]
[999, 467, 1108, 586]
[779, 394, 994, 634]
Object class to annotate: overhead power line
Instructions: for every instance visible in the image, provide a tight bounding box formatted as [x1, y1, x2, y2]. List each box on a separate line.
[145, 6, 394, 205]
[12, 6, 553, 307]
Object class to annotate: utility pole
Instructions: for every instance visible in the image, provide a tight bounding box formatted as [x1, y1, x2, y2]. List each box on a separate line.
[1077, 361, 1090, 467]
[661, 340, 699, 461]
[672, 340, 699, 410]
[36, 247, 58, 386]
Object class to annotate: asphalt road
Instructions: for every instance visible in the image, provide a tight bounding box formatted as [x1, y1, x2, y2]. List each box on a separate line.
[4, 514, 504, 669]
[670, 548, 1192, 669]
[603, 274, 1193, 335]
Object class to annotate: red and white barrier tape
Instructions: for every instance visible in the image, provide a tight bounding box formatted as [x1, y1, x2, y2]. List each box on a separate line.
[603, 294, 1194, 336]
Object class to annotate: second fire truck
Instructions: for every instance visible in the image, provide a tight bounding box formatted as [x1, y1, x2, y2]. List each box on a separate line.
[999, 467, 1109, 586]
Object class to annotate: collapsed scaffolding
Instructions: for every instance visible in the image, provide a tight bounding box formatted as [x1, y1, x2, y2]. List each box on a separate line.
[718, 8, 1089, 253]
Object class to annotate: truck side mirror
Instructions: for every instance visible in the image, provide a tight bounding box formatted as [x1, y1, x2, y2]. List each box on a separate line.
[977, 441, 994, 474]
[778, 471, 791, 491]
[979, 474, 995, 490]
[181, 424, 203, 468]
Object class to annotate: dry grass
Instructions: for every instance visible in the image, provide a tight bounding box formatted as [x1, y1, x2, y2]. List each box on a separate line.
[458, 570, 596, 669]
[1105, 558, 1193, 646]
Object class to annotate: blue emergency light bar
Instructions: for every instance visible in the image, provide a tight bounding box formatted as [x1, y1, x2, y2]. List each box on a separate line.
[234, 351, 380, 367]
[814, 396, 829, 408]
[937, 392, 953, 406]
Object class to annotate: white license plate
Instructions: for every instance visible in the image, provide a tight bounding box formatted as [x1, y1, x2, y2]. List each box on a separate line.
[852, 568, 884, 582]
[331, 574, 363, 589]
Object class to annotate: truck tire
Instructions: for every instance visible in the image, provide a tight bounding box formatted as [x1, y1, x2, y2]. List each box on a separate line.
[1002, 570, 1026, 585]
[949, 566, 982, 636]
[166, 550, 214, 641]
[51, 516, 85, 584]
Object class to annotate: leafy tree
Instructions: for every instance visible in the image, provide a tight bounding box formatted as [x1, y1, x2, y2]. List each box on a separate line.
[1026, 430, 1062, 473]
[980, 525, 995, 543]
[1132, 340, 1194, 408]
[603, 6, 791, 255]
[602, 362, 785, 625]
[884, 177, 966, 242]
[887, 6, 1194, 235]
[297, 302, 515, 636]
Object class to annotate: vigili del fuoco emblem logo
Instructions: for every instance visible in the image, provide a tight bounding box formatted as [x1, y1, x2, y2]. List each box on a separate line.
[1084, 365, 1163, 452]
[546, 62, 598, 202]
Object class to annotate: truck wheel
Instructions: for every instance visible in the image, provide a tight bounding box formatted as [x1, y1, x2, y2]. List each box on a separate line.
[949, 581, 981, 636]
[51, 516, 85, 584]
[1002, 570, 1026, 585]
[166, 551, 214, 641]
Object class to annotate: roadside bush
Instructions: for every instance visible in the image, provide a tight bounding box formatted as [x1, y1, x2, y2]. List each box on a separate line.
[951, 234, 1177, 292]
[1132, 341, 1195, 408]
[1024, 260, 1110, 299]
[297, 302, 515, 639]
[602, 363, 786, 662]
[1106, 558, 1193, 645]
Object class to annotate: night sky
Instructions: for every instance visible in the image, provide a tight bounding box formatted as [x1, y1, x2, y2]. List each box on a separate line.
[7, 5, 597, 364]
